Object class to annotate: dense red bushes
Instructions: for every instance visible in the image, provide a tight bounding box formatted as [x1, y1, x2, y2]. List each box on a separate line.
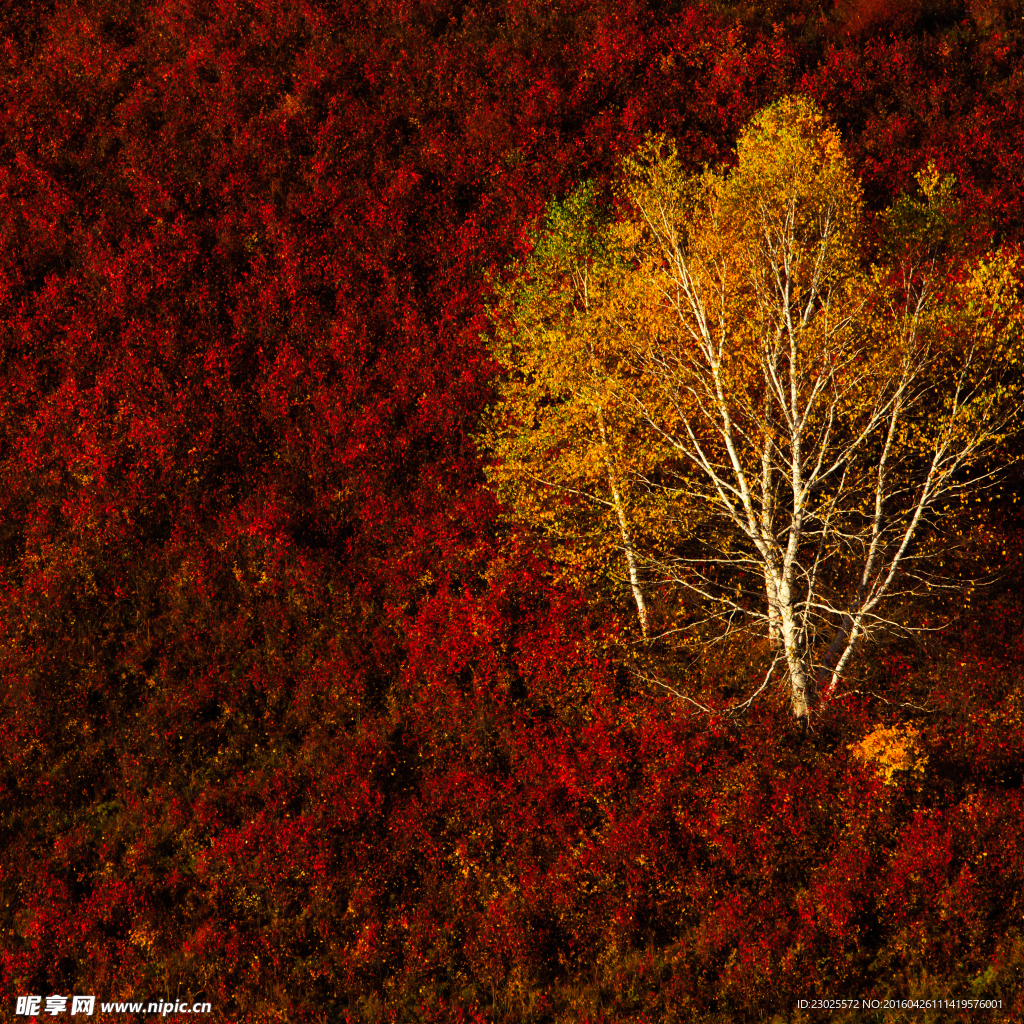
[2, 0, 1023, 1020]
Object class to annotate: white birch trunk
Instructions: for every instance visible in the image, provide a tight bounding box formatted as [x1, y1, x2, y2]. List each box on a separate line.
[597, 409, 649, 637]
[777, 578, 812, 719]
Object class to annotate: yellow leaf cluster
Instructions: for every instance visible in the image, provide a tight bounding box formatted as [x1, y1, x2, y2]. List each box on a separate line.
[848, 724, 928, 786]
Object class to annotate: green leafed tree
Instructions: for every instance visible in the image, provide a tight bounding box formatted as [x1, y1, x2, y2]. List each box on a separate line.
[481, 95, 1024, 723]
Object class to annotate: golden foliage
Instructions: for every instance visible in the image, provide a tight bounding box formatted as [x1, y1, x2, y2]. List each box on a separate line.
[480, 94, 1024, 715]
[848, 724, 928, 785]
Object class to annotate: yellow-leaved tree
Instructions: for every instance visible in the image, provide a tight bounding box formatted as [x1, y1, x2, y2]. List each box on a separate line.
[479, 183, 683, 637]
[482, 95, 1024, 722]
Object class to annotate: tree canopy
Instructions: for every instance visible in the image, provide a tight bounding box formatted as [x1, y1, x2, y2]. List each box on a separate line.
[484, 95, 1024, 721]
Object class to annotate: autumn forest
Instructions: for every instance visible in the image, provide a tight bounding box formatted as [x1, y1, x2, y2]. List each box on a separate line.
[2, 0, 1024, 1021]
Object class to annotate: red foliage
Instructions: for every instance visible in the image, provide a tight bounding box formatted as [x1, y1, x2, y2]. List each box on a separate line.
[1, 0, 1023, 1020]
